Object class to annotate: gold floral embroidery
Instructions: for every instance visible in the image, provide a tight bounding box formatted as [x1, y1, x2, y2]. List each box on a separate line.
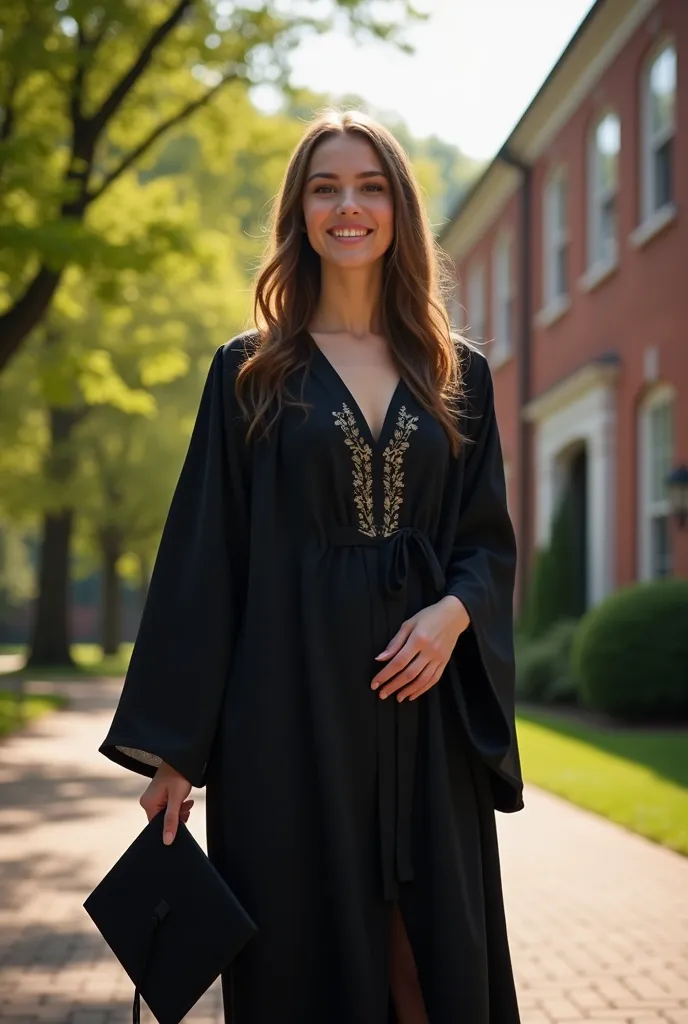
[381, 406, 418, 536]
[333, 404, 376, 537]
[333, 403, 418, 538]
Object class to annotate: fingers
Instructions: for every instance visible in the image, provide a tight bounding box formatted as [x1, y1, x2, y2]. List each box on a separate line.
[375, 652, 423, 699]
[372, 644, 417, 691]
[163, 796, 182, 846]
[395, 663, 444, 703]
[378, 657, 440, 701]
[375, 619, 414, 664]
[372, 627, 419, 691]
[162, 795, 196, 843]
[139, 766, 193, 842]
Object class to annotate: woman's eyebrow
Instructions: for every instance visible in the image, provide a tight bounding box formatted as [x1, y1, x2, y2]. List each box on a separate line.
[306, 170, 387, 183]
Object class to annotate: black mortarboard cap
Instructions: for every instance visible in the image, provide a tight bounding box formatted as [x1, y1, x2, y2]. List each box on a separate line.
[83, 808, 257, 1024]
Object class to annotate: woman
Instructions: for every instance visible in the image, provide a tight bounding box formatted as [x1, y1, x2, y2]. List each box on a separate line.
[100, 109, 523, 1023]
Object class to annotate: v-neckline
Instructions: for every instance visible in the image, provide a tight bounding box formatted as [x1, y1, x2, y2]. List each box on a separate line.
[306, 331, 404, 450]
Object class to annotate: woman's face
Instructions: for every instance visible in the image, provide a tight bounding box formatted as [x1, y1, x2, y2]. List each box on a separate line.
[302, 133, 395, 269]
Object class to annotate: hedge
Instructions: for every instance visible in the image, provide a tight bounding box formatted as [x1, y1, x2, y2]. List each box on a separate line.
[572, 579, 688, 719]
[515, 618, 579, 705]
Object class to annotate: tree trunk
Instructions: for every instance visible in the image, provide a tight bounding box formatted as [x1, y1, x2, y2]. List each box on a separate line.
[100, 525, 122, 656]
[27, 403, 84, 669]
[0, 265, 63, 374]
[27, 509, 75, 667]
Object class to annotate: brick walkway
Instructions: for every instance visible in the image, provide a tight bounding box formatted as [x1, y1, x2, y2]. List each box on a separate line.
[0, 680, 687, 1023]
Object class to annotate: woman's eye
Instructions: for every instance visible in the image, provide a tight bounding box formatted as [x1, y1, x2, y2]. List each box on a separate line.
[314, 184, 384, 193]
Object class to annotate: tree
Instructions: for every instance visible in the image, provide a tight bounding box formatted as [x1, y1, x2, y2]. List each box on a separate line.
[77, 397, 203, 653]
[0, 71, 313, 664]
[0, 0, 421, 373]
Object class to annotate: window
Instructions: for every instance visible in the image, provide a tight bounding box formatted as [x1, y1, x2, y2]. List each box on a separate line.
[589, 113, 620, 268]
[544, 171, 568, 304]
[642, 43, 676, 220]
[491, 235, 513, 363]
[639, 388, 674, 580]
[467, 263, 486, 342]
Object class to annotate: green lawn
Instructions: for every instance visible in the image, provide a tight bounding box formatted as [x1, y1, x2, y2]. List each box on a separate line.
[0, 643, 133, 680]
[517, 708, 688, 856]
[0, 690, 68, 737]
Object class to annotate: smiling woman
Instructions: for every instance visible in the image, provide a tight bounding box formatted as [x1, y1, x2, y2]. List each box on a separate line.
[99, 109, 522, 1024]
[304, 143, 393, 263]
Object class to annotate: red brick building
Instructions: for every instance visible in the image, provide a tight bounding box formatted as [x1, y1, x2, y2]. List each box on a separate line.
[440, 0, 687, 612]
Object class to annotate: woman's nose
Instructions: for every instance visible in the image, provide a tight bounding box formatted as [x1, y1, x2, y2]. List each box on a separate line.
[336, 188, 361, 214]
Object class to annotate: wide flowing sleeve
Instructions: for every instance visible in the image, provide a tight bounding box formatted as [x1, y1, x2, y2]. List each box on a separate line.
[98, 338, 252, 788]
[444, 348, 523, 811]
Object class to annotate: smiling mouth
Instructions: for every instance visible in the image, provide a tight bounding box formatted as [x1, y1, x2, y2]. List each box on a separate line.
[327, 228, 373, 239]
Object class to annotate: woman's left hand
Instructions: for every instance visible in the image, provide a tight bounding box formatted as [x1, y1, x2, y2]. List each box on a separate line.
[371, 596, 471, 702]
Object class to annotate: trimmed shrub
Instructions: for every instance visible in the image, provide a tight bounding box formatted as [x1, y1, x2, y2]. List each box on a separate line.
[515, 618, 579, 705]
[518, 487, 585, 639]
[573, 579, 688, 719]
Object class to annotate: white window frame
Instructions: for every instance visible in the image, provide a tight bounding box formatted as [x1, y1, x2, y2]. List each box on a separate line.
[588, 111, 620, 272]
[446, 280, 465, 332]
[491, 233, 513, 366]
[638, 384, 675, 581]
[641, 40, 677, 224]
[543, 169, 568, 308]
[467, 262, 486, 343]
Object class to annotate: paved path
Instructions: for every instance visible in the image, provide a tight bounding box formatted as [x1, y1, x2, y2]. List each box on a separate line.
[0, 681, 687, 1023]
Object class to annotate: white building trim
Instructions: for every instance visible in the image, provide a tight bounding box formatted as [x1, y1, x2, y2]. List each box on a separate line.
[491, 232, 513, 366]
[467, 261, 486, 342]
[543, 167, 568, 308]
[523, 0, 659, 162]
[587, 110, 620, 272]
[529, 369, 618, 607]
[441, 0, 660, 263]
[640, 38, 677, 225]
[637, 383, 675, 580]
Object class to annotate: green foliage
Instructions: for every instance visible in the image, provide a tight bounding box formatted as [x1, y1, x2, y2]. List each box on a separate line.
[519, 487, 585, 639]
[0, 642, 133, 681]
[0, 691, 67, 737]
[0, 0, 419, 271]
[0, 0, 423, 370]
[0, 2, 481, 657]
[515, 618, 579, 705]
[573, 579, 688, 719]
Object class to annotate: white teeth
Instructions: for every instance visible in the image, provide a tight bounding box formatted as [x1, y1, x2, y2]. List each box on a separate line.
[331, 229, 369, 237]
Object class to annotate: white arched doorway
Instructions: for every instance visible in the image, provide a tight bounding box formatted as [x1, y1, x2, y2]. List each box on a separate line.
[524, 358, 618, 607]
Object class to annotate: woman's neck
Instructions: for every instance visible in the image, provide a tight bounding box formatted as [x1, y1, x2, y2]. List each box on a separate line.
[310, 260, 384, 338]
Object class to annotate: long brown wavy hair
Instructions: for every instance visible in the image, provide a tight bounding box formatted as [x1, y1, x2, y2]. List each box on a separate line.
[235, 108, 467, 455]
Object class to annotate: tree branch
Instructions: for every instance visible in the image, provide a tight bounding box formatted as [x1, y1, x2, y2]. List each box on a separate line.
[0, 71, 19, 146]
[84, 10, 111, 53]
[89, 0, 194, 135]
[0, 266, 63, 374]
[70, 26, 89, 127]
[86, 73, 237, 204]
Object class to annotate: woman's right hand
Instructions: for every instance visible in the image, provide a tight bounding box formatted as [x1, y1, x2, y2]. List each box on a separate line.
[139, 761, 194, 845]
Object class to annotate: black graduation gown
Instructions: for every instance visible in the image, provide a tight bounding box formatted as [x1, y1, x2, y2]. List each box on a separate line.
[99, 328, 524, 1024]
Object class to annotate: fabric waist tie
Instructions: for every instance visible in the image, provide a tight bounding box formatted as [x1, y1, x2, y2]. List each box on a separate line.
[326, 526, 446, 901]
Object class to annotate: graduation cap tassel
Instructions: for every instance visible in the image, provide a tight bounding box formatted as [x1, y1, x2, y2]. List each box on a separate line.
[133, 900, 171, 1024]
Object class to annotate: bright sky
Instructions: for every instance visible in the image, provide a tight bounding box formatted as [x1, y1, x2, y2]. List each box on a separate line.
[285, 0, 597, 160]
